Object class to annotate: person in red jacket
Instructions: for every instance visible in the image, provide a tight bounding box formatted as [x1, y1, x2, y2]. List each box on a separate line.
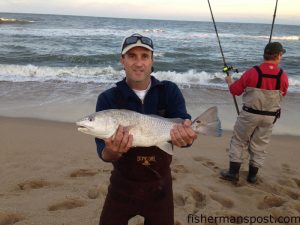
[221, 42, 289, 184]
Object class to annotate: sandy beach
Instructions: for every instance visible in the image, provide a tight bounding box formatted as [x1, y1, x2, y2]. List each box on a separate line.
[1, 116, 300, 225]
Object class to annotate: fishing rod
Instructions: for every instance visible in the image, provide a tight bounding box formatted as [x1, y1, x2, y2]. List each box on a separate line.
[269, 0, 279, 43]
[207, 0, 240, 115]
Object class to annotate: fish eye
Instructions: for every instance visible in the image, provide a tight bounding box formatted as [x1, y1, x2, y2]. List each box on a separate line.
[88, 116, 94, 122]
[196, 120, 202, 124]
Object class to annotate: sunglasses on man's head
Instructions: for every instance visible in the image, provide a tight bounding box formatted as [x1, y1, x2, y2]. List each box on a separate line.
[122, 35, 153, 51]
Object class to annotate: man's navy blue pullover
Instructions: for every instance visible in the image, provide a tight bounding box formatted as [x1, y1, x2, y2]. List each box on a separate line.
[95, 76, 191, 159]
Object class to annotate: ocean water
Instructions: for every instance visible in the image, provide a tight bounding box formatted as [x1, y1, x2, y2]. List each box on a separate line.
[0, 13, 300, 135]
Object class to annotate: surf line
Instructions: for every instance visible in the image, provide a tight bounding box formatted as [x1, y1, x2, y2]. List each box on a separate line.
[207, 0, 240, 115]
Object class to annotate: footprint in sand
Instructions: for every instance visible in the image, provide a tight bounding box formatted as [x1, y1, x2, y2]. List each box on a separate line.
[87, 187, 100, 199]
[257, 195, 286, 209]
[0, 212, 24, 225]
[277, 177, 298, 188]
[48, 197, 85, 211]
[210, 193, 234, 209]
[281, 163, 296, 175]
[70, 169, 99, 177]
[282, 188, 300, 200]
[87, 185, 108, 199]
[17, 178, 58, 190]
[263, 181, 300, 200]
[172, 164, 189, 174]
[193, 156, 219, 172]
[192, 156, 206, 162]
[292, 178, 300, 188]
[186, 186, 207, 210]
[174, 193, 187, 207]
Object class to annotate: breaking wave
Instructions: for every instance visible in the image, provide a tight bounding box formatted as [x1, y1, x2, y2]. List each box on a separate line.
[256, 35, 299, 41]
[0, 64, 299, 92]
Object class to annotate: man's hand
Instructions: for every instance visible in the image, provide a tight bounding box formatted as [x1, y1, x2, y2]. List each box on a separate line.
[102, 125, 133, 161]
[170, 119, 197, 147]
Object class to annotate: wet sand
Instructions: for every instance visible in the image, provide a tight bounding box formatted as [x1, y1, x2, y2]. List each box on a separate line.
[0, 81, 299, 135]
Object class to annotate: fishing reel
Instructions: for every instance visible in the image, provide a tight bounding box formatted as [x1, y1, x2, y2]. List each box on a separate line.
[223, 65, 239, 74]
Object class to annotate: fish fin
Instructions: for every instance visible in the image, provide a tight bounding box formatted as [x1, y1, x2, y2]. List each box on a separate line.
[157, 142, 174, 155]
[192, 106, 223, 137]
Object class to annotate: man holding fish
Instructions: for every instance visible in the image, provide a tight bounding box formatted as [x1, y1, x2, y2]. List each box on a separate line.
[96, 33, 197, 225]
[77, 33, 220, 225]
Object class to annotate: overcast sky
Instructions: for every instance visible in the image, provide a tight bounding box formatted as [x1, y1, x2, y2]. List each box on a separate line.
[1, 0, 300, 25]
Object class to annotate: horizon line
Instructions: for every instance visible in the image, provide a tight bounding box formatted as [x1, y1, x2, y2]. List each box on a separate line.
[1, 11, 300, 26]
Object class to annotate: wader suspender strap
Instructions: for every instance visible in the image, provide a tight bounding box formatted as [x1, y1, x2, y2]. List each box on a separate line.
[242, 66, 283, 123]
[253, 66, 283, 90]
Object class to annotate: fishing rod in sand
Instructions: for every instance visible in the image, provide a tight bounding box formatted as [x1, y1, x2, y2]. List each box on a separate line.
[207, 0, 240, 115]
[269, 0, 279, 43]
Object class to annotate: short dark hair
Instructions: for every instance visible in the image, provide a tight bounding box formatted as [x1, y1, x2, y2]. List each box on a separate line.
[263, 52, 280, 61]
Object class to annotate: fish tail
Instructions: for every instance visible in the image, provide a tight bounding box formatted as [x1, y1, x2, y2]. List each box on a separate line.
[192, 106, 223, 137]
[199, 118, 222, 137]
